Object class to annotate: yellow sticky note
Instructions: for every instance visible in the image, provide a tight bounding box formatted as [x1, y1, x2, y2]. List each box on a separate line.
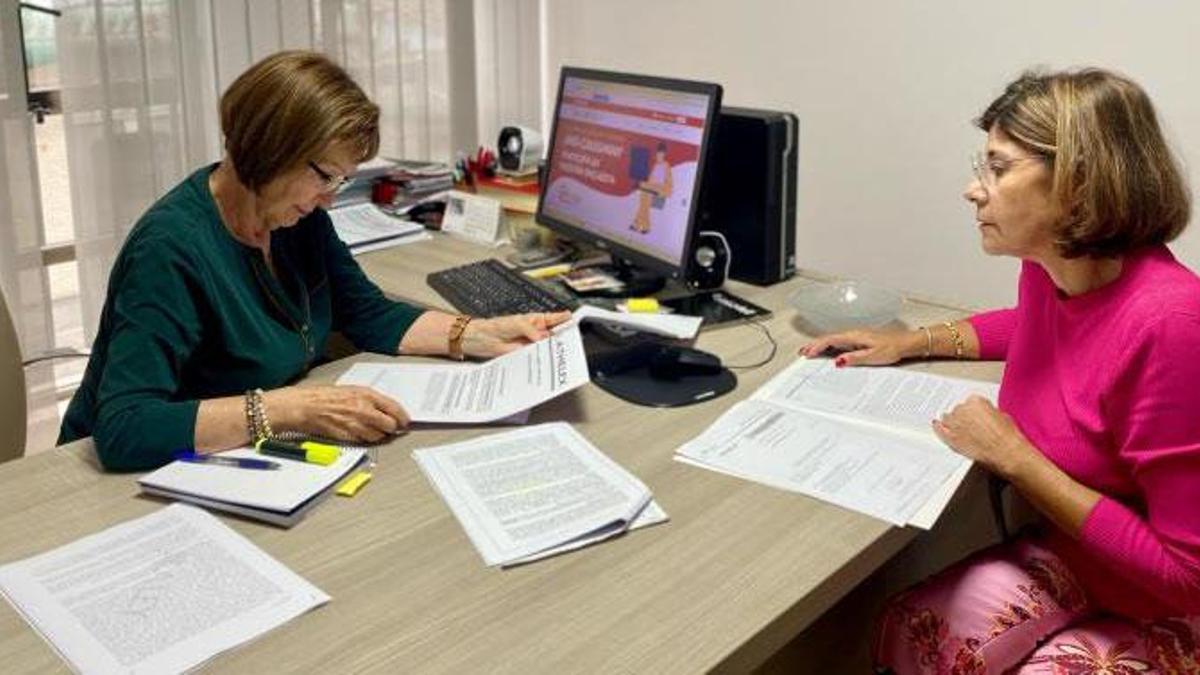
[336, 470, 373, 497]
[626, 297, 660, 313]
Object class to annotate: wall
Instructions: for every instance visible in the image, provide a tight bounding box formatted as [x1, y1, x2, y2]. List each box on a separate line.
[543, 0, 1200, 309]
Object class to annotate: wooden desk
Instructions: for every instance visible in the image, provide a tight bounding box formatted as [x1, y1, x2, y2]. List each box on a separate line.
[0, 234, 1002, 673]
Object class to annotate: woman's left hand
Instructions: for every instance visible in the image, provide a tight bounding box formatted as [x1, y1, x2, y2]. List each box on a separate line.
[462, 310, 573, 358]
[932, 395, 1037, 480]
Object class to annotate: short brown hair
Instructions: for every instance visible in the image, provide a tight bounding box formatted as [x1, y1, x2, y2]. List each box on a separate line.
[220, 50, 379, 190]
[977, 69, 1190, 258]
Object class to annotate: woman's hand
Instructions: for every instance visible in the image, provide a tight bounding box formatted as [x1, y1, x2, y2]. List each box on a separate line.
[461, 310, 573, 359]
[265, 385, 409, 444]
[932, 395, 1038, 480]
[798, 328, 923, 367]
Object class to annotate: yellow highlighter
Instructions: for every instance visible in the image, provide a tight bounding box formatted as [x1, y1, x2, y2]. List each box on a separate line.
[255, 438, 341, 466]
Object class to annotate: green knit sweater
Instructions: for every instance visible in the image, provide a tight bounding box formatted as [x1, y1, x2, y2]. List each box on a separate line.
[60, 165, 423, 470]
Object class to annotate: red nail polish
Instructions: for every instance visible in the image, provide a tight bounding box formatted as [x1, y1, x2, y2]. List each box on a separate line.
[835, 357, 846, 368]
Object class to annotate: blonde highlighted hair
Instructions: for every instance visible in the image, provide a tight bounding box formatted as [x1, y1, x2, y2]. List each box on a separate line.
[978, 68, 1190, 258]
[220, 50, 379, 190]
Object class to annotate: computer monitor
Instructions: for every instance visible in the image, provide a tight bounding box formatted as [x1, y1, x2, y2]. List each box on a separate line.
[536, 67, 723, 285]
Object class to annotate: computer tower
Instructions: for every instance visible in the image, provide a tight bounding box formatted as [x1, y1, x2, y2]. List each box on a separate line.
[699, 107, 797, 285]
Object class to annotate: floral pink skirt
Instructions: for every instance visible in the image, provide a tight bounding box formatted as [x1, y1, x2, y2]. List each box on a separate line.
[874, 536, 1200, 674]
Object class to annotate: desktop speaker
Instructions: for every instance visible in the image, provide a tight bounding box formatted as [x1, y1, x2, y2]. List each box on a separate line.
[686, 231, 730, 291]
[498, 125, 544, 173]
[699, 107, 798, 285]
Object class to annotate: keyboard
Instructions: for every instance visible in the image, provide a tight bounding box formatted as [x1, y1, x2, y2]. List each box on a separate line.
[427, 258, 578, 317]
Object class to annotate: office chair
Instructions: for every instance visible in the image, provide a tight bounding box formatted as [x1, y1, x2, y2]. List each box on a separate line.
[0, 287, 89, 464]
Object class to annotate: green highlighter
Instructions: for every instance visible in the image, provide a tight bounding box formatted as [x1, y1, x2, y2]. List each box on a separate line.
[255, 437, 341, 466]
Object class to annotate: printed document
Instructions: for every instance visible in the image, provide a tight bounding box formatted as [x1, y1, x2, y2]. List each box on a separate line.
[329, 202, 426, 249]
[0, 504, 329, 675]
[676, 400, 962, 525]
[753, 357, 999, 434]
[337, 323, 589, 423]
[413, 423, 664, 566]
[676, 358, 998, 528]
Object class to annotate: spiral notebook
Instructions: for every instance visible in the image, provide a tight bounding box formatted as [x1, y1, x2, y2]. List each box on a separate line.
[138, 446, 367, 527]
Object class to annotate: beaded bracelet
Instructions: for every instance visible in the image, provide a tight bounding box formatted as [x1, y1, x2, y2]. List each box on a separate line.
[244, 388, 273, 442]
[943, 321, 965, 359]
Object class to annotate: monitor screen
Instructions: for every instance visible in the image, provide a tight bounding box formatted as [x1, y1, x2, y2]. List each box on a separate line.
[537, 68, 722, 277]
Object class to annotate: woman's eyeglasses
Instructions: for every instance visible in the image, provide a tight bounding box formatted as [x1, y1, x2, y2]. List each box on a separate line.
[970, 152, 1043, 190]
[308, 161, 353, 194]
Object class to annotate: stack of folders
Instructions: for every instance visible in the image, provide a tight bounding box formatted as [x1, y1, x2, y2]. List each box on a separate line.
[332, 156, 399, 208]
[138, 446, 366, 527]
[414, 423, 668, 566]
[675, 358, 999, 529]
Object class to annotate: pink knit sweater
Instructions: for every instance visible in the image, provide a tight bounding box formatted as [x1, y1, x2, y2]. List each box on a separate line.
[967, 245, 1200, 618]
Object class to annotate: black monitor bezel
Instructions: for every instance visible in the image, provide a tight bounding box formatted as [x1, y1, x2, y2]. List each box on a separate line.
[536, 66, 723, 279]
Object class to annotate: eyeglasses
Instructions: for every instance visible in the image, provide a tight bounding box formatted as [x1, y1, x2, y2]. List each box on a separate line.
[308, 161, 353, 194]
[970, 151, 1043, 190]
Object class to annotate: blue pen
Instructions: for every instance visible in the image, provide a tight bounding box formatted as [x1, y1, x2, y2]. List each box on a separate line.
[174, 450, 281, 471]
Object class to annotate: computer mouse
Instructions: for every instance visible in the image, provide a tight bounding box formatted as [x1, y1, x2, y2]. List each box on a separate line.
[648, 346, 724, 379]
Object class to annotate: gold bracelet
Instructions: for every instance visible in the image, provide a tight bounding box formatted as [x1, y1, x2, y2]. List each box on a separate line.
[448, 315, 473, 361]
[919, 325, 933, 358]
[244, 388, 273, 442]
[943, 321, 965, 359]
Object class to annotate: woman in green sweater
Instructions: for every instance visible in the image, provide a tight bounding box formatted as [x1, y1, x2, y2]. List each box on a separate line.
[59, 51, 569, 470]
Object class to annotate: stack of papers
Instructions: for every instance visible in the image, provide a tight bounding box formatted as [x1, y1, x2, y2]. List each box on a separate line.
[332, 157, 399, 208]
[329, 202, 429, 255]
[138, 447, 366, 527]
[414, 423, 667, 566]
[675, 358, 999, 528]
[0, 505, 329, 674]
[338, 323, 590, 423]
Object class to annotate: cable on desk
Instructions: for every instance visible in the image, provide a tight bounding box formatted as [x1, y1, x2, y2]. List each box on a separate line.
[723, 316, 777, 370]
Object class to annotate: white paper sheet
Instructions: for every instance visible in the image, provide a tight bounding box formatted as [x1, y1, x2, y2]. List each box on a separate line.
[413, 423, 656, 566]
[571, 304, 703, 339]
[676, 400, 965, 525]
[338, 324, 589, 423]
[506, 499, 669, 566]
[754, 358, 1000, 436]
[0, 504, 329, 675]
[329, 202, 426, 249]
[675, 358, 999, 528]
[347, 230, 431, 256]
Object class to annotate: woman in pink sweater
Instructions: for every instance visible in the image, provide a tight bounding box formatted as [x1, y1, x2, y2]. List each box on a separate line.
[801, 69, 1200, 673]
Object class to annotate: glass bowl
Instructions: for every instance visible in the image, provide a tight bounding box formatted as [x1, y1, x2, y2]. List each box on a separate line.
[788, 280, 903, 334]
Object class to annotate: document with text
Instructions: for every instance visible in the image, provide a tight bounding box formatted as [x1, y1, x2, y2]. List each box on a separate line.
[329, 202, 426, 249]
[338, 323, 589, 423]
[753, 357, 999, 434]
[0, 504, 329, 675]
[413, 422, 665, 566]
[676, 358, 999, 528]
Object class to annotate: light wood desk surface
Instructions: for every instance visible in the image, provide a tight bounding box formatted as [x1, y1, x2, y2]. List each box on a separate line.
[0, 234, 1002, 674]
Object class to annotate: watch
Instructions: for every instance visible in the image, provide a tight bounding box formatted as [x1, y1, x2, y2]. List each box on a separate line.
[448, 315, 473, 361]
